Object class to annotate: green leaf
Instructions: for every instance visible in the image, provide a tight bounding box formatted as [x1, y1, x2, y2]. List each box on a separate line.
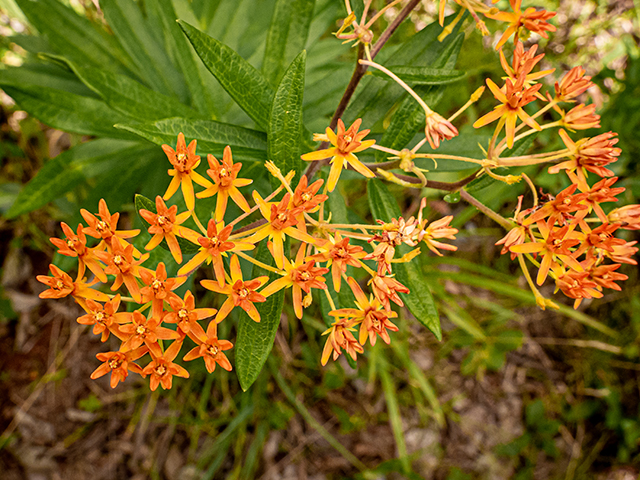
[116, 117, 267, 162]
[178, 19, 274, 129]
[236, 240, 286, 391]
[134, 194, 200, 255]
[367, 179, 441, 340]
[268, 51, 306, 188]
[263, 0, 315, 85]
[15, 0, 134, 76]
[0, 63, 94, 97]
[101, 0, 186, 99]
[46, 57, 203, 122]
[370, 66, 465, 85]
[144, 0, 218, 116]
[0, 85, 137, 139]
[6, 139, 149, 218]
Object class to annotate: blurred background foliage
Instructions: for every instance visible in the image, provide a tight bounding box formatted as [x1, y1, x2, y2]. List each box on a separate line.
[0, 0, 639, 479]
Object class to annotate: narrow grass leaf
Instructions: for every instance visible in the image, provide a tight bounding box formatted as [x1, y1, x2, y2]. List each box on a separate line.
[379, 359, 410, 474]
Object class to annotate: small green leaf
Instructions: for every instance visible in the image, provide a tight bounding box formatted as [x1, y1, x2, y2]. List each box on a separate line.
[49, 57, 203, 122]
[6, 139, 149, 218]
[1, 85, 137, 139]
[268, 51, 306, 188]
[179, 20, 274, 130]
[235, 240, 286, 391]
[369, 66, 465, 85]
[367, 179, 441, 340]
[263, 0, 315, 85]
[444, 190, 461, 203]
[116, 117, 267, 162]
[134, 194, 201, 255]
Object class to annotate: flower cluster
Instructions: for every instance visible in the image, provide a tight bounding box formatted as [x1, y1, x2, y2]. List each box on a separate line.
[37, 131, 458, 389]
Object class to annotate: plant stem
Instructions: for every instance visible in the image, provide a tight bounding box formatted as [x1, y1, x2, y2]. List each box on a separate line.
[459, 190, 512, 230]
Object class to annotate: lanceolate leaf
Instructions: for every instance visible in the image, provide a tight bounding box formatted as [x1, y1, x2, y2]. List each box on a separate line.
[1, 85, 137, 140]
[0, 63, 94, 97]
[268, 51, 306, 188]
[15, 0, 134, 76]
[6, 139, 149, 218]
[263, 0, 315, 85]
[367, 179, 441, 340]
[369, 66, 465, 85]
[101, 0, 185, 100]
[134, 194, 200, 255]
[116, 117, 267, 162]
[236, 240, 286, 391]
[56, 59, 204, 122]
[178, 20, 275, 130]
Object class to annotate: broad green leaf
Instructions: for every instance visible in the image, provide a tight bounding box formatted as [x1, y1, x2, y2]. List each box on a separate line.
[1, 85, 137, 140]
[116, 117, 267, 162]
[134, 194, 200, 255]
[268, 51, 306, 188]
[15, 0, 134, 76]
[179, 19, 274, 129]
[101, 0, 185, 99]
[145, 0, 217, 117]
[6, 139, 148, 218]
[0, 63, 94, 97]
[370, 66, 465, 85]
[367, 179, 441, 340]
[263, 0, 314, 85]
[236, 240, 286, 391]
[374, 32, 465, 163]
[54, 58, 203, 122]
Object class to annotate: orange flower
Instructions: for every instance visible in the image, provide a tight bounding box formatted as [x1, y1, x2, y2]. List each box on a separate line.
[94, 237, 148, 302]
[301, 119, 375, 192]
[178, 219, 254, 285]
[289, 175, 328, 232]
[120, 310, 181, 351]
[607, 241, 638, 265]
[330, 277, 398, 347]
[76, 295, 132, 342]
[139, 262, 186, 319]
[164, 290, 217, 337]
[500, 41, 554, 86]
[37, 264, 109, 302]
[162, 133, 213, 211]
[418, 215, 458, 256]
[486, 0, 556, 50]
[139, 196, 193, 264]
[247, 192, 316, 269]
[260, 245, 329, 319]
[196, 146, 253, 221]
[369, 274, 409, 311]
[563, 103, 600, 131]
[522, 184, 588, 226]
[555, 66, 593, 102]
[582, 177, 625, 223]
[90, 346, 147, 389]
[321, 318, 363, 366]
[49, 223, 107, 283]
[554, 269, 602, 308]
[143, 340, 189, 391]
[310, 233, 365, 292]
[424, 111, 458, 150]
[587, 262, 628, 291]
[201, 255, 268, 323]
[473, 76, 542, 148]
[609, 204, 640, 231]
[183, 322, 233, 373]
[81, 198, 140, 250]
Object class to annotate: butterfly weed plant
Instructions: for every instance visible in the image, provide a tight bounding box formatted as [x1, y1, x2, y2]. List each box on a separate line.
[3, 0, 638, 392]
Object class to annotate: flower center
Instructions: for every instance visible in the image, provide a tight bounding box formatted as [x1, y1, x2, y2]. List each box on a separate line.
[277, 213, 287, 222]
[113, 255, 123, 266]
[96, 221, 108, 233]
[178, 308, 189, 319]
[155, 364, 167, 376]
[136, 325, 146, 335]
[94, 312, 105, 323]
[210, 235, 218, 244]
[299, 271, 311, 281]
[343, 134, 353, 143]
[220, 168, 228, 177]
[157, 216, 168, 226]
[207, 345, 219, 356]
[152, 279, 163, 291]
[336, 248, 348, 258]
[301, 192, 312, 202]
[108, 358, 122, 370]
[55, 280, 65, 290]
[238, 288, 249, 299]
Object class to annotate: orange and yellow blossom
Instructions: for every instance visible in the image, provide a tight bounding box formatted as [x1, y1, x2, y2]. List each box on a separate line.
[178, 219, 253, 286]
[473, 75, 542, 148]
[485, 0, 556, 50]
[555, 66, 593, 102]
[609, 204, 640, 231]
[321, 318, 363, 366]
[201, 254, 268, 323]
[310, 233, 365, 292]
[183, 321, 233, 373]
[162, 133, 213, 211]
[90, 346, 147, 389]
[81, 198, 140, 252]
[329, 277, 398, 347]
[76, 295, 132, 342]
[163, 290, 217, 337]
[500, 41, 554, 87]
[196, 146, 253, 221]
[247, 191, 316, 269]
[94, 237, 148, 302]
[120, 310, 180, 351]
[143, 340, 189, 391]
[139, 196, 194, 264]
[49, 222, 107, 283]
[37, 264, 109, 303]
[562, 103, 600, 131]
[289, 175, 328, 232]
[139, 262, 185, 319]
[301, 119, 375, 192]
[260, 245, 329, 319]
[369, 274, 409, 311]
